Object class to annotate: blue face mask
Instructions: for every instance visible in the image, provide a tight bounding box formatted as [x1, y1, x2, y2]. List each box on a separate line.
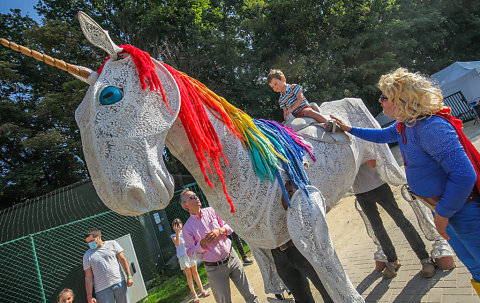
[88, 238, 98, 249]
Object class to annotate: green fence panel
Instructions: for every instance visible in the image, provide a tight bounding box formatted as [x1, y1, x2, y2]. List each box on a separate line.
[0, 181, 110, 244]
[0, 236, 45, 302]
[39, 212, 154, 303]
[0, 212, 157, 303]
[0, 181, 210, 302]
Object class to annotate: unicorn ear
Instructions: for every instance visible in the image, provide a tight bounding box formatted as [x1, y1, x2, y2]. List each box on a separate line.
[78, 11, 123, 59]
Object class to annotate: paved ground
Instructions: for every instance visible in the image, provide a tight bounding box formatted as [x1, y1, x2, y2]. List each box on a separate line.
[185, 120, 480, 303]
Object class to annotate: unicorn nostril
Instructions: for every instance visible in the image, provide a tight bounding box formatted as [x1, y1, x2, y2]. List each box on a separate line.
[125, 187, 148, 210]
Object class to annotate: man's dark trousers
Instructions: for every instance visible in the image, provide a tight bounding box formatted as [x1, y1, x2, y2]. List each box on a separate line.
[271, 243, 333, 303]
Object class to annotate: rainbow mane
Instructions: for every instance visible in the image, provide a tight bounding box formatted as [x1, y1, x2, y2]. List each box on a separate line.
[161, 63, 316, 212]
[99, 45, 315, 213]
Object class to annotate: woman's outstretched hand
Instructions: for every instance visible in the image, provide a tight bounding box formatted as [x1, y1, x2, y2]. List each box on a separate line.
[330, 115, 352, 132]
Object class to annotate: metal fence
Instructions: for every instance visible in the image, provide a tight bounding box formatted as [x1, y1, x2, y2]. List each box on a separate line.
[0, 211, 152, 302]
[444, 91, 478, 122]
[0, 181, 207, 303]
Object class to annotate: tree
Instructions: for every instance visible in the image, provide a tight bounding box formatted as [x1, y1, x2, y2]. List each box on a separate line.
[0, 11, 97, 208]
[1, 0, 480, 207]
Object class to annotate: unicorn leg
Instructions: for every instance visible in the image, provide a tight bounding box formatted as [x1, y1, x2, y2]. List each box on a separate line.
[287, 185, 364, 303]
[355, 199, 387, 271]
[248, 245, 287, 295]
[400, 186, 456, 270]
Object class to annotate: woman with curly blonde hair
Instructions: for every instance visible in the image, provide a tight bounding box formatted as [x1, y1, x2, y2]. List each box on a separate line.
[333, 67, 480, 296]
[378, 68, 444, 123]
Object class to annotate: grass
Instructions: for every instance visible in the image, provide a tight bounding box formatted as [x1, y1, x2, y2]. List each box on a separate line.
[144, 241, 250, 303]
[143, 266, 208, 303]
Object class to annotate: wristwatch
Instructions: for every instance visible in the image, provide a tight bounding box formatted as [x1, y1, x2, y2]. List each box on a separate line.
[219, 228, 224, 235]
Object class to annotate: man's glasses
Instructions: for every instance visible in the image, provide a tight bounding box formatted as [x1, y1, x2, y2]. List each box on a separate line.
[379, 94, 389, 102]
[189, 194, 197, 200]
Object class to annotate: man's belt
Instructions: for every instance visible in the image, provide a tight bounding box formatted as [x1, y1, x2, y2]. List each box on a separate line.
[204, 253, 230, 267]
[276, 240, 295, 251]
[407, 187, 478, 213]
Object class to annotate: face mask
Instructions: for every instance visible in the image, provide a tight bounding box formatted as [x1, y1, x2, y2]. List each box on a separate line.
[88, 238, 98, 249]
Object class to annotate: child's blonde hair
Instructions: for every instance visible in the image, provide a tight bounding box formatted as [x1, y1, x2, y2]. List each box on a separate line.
[379, 67, 444, 124]
[57, 288, 74, 303]
[267, 69, 285, 83]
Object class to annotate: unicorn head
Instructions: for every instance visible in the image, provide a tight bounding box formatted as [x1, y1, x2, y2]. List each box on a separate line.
[1, 12, 180, 214]
[72, 12, 182, 215]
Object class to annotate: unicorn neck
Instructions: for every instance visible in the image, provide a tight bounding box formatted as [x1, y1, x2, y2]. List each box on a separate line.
[166, 108, 244, 195]
[162, 65, 313, 213]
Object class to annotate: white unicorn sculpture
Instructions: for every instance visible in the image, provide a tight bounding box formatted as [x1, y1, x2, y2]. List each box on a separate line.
[0, 12, 454, 302]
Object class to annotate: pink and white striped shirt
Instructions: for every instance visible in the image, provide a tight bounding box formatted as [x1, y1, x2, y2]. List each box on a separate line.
[182, 207, 234, 262]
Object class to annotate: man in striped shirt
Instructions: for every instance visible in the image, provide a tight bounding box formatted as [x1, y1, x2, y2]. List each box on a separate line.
[83, 228, 133, 303]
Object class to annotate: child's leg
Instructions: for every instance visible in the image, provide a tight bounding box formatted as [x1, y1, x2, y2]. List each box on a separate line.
[298, 107, 329, 124]
[191, 265, 204, 292]
[184, 267, 197, 298]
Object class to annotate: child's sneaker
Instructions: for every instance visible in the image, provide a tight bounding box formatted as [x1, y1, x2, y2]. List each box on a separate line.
[325, 120, 337, 132]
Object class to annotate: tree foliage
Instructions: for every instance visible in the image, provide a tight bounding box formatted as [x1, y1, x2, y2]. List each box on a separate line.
[0, 0, 479, 208]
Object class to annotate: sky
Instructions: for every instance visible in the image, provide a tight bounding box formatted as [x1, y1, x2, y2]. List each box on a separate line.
[0, 0, 41, 22]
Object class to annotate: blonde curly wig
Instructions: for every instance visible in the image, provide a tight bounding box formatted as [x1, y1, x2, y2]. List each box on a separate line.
[378, 68, 444, 124]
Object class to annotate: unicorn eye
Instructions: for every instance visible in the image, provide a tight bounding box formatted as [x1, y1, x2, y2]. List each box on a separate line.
[99, 86, 123, 105]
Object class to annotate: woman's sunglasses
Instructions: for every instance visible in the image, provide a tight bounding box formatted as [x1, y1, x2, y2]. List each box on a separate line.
[189, 194, 197, 200]
[379, 94, 389, 102]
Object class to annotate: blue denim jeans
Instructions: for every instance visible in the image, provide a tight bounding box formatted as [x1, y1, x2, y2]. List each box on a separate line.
[95, 280, 129, 303]
[442, 199, 480, 282]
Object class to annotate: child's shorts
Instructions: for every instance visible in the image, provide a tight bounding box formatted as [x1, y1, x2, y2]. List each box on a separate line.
[293, 104, 311, 117]
[178, 253, 197, 270]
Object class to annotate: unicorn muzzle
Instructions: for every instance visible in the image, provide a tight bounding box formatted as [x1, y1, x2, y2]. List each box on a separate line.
[113, 173, 174, 215]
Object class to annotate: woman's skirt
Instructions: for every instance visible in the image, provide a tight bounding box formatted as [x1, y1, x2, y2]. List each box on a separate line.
[178, 253, 197, 270]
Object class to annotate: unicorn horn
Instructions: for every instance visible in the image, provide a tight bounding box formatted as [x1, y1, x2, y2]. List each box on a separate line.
[0, 38, 95, 82]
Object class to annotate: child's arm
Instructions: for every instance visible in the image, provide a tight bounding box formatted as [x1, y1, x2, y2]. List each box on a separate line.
[171, 225, 181, 246]
[286, 90, 306, 116]
[287, 86, 305, 116]
[171, 233, 181, 247]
